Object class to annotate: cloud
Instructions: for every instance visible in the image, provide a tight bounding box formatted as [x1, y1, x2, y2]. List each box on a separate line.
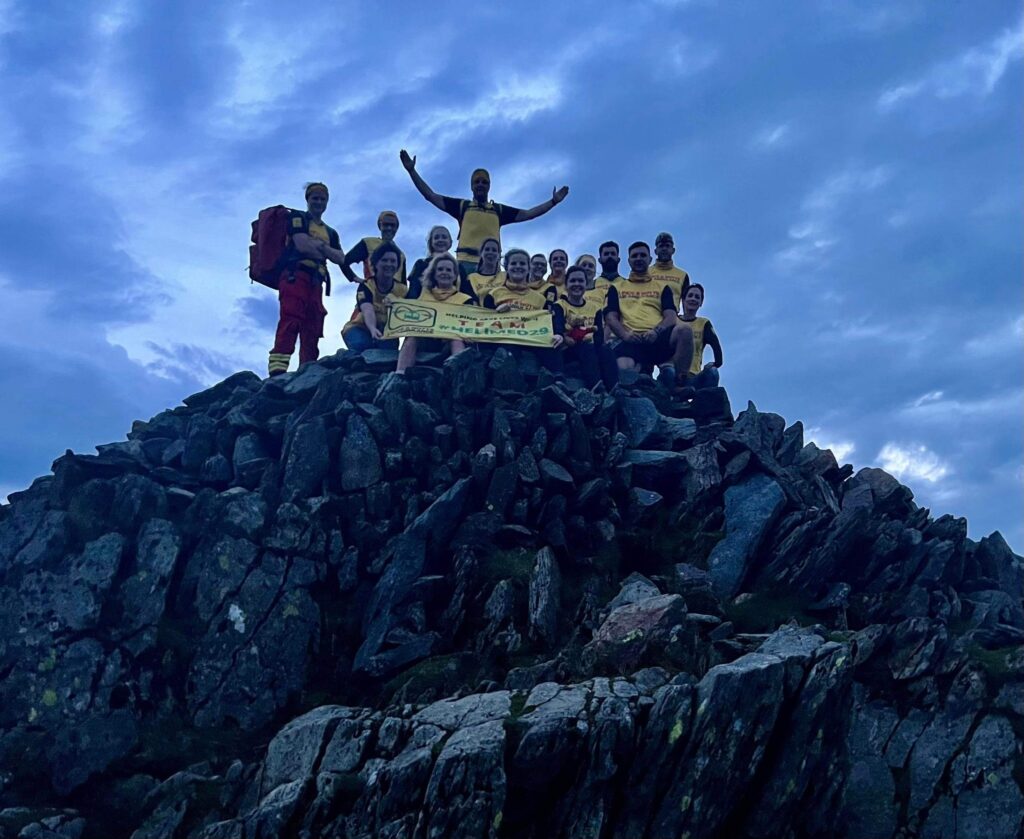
[805, 427, 856, 463]
[751, 122, 792, 150]
[877, 442, 951, 483]
[878, 17, 1024, 110]
[774, 164, 892, 269]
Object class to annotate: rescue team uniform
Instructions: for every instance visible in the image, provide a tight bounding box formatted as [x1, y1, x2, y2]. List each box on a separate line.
[649, 261, 689, 308]
[592, 272, 626, 305]
[343, 236, 407, 282]
[341, 276, 410, 352]
[556, 295, 617, 388]
[463, 270, 506, 300]
[405, 282, 477, 353]
[605, 274, 677, 368]
[269, 211, 340, 376]
[483, 284, 564, 372]
[679, 315, 723, 389]
[440, 197, 522, 272]
[406, 256, 431, 290]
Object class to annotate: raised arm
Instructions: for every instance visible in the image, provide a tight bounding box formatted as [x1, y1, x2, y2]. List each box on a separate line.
[400, 150, 446, 212]
[513, 185, 569, 222]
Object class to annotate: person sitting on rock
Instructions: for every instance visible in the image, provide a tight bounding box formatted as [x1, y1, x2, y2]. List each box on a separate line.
[407, 225, 452, 289]
[268, 182, 346, 376]
[484, 248, 564, 371]
[605, 241, 681, 375]
[553, 265, 617, 388]
[529, 252, 549, 289]
[574, 253, 598, 289]
[668, 283, 723, 394]
[340, 210, 407, 283]
[397, 253, 475, 374]
[399, 150, 568, 276]
[463, 237, 505, 299]
[341, 242, 409, 353]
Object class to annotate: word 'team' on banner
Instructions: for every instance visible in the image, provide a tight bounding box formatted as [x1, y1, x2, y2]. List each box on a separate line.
[382, 298, 555, 347]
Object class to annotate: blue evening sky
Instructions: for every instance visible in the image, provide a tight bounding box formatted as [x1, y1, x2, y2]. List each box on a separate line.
[0, 1, 1021, 548]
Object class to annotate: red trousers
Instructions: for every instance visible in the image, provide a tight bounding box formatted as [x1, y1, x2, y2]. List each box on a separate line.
[270, 270, 326, 367]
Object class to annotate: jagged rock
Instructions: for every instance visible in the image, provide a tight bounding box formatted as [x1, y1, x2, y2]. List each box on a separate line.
[0, 350, 1020, 835]
[528, 547, 561, 646]
[707, 474, 786, 598]
[339, 414, 381, 491]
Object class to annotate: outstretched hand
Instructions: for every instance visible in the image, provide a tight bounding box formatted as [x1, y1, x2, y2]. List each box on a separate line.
[400, 149, 417, 172]
[552, 185, 569, 204]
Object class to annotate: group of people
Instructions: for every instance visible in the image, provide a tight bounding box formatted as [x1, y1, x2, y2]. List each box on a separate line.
[267, 152, 723, 395]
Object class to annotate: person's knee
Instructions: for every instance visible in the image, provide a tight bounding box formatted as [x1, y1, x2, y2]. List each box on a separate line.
[344, 326, 372, 352]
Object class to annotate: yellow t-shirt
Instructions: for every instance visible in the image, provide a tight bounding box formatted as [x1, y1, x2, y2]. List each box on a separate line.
[343, 277, 410, 334]
[289, 212, 340, 278]
[592, 273, 625, 306]
[681, 316, 709, 375]
[484, 284, 550, 312]
[649, 262, 689, 308]
[560, 295, 604, 344]
[467, 271, 505, 299]
[607, 274, 676, 333]
[350, 236, 407, 282]
[425, 287, 475, 306]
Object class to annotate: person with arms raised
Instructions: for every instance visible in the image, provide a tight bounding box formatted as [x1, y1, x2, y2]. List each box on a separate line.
[341, 242, 409, 353]
[399, 150, 568, 275]
[397, 252, 475, 374]
[268, 182, 346, 377]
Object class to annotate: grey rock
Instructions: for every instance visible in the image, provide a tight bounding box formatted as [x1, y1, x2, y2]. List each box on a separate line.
[707, 474, 786, 598]
[528, 547, 561, 646]
[339, 414, 381, 491]
[282, 417, 329, 499]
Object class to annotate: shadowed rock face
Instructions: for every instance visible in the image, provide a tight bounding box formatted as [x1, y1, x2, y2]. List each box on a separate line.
[0, 349, 1021, 839]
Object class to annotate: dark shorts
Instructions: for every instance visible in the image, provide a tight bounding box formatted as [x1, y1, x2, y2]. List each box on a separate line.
[614, 329, 674, 367]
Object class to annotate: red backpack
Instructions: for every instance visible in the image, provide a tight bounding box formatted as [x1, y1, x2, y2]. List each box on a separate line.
[248, 206, 295, 289]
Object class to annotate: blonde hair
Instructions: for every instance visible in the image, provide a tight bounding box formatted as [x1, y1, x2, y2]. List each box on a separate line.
[426, 225, 452, 254]
[423, 253, 460, 289]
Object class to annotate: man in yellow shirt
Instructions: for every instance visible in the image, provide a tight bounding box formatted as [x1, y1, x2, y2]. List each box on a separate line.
[604, 241, 680, 373]
[649, 231, 690, 308]
[340, 210, 407, 283]
[529, 253, 548, 289]
[399, 150, 569, 275]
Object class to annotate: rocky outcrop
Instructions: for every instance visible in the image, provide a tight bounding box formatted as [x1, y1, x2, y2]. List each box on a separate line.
[0, 347, 1021, 838]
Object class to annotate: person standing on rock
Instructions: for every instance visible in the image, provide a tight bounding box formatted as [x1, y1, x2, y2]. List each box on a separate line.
[605, 241, 681, 376]
[397, 253, 476, 374]
[669, 283, 723, 394]
[574, 253, 598, 290]
[546, 248, 569, 292]
[341, 242, 409, 352]
[340, 210, 407, 283]
[399, 150, 569, 276]
[268, 182, 346, 377]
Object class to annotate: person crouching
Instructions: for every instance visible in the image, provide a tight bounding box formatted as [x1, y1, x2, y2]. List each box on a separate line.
[396, 253, 475, 374]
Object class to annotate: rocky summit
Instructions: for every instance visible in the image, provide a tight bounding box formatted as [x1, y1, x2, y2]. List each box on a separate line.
[0, 347, 1022, 839]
